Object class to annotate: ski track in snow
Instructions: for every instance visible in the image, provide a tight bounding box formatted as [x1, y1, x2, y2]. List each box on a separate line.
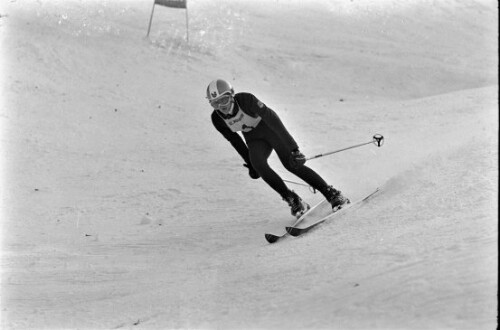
[0, 0, 498, 329]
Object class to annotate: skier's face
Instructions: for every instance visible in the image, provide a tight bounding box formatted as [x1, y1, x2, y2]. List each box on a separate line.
[210, 94, 234, 114]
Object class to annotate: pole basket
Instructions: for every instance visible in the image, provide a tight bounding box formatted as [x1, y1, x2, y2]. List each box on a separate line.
[373, 134, 384, 147]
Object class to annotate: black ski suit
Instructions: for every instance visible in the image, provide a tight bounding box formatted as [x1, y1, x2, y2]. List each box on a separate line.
[211, 92, 331, 199]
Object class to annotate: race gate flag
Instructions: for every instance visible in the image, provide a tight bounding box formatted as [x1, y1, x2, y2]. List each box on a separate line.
[146, 0, 189, 41]
[155, 0, 186, 8]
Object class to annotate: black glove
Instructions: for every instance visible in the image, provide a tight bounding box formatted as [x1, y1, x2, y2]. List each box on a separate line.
[243, 163, 260, 179]
[289, 149, 306, 169]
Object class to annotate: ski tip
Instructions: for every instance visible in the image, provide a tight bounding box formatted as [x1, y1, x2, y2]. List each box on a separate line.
[285, 226, 301, 237]
[265, 233, 280, 244]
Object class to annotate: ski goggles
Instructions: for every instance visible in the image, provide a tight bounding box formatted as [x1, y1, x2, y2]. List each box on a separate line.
[209, 94, 232, 109]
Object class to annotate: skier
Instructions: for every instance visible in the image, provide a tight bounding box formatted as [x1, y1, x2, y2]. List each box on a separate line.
[207, 79, 350, 218]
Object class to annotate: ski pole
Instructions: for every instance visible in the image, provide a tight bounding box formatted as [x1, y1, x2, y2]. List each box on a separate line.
[306, 134, 384, 161]
[283, 179, 317, 193]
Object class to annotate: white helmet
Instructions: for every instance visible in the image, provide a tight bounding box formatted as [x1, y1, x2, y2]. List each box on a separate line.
[206, 79, 234, 101]
[206, 79, 236, 114]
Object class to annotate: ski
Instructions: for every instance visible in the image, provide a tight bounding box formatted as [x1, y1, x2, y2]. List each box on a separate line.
[264, 199, 329, 243]
[286, 187, 381, 237]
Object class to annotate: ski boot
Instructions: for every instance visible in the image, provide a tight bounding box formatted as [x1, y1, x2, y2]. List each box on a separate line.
[324, 186, 350, 211]
[284, 190, 310, 218]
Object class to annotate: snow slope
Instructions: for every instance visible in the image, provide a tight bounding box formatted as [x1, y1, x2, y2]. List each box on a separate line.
[0, 0, 498, 329]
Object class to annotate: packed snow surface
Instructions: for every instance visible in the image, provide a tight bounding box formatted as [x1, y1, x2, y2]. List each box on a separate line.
[0, 0, 497, 329]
